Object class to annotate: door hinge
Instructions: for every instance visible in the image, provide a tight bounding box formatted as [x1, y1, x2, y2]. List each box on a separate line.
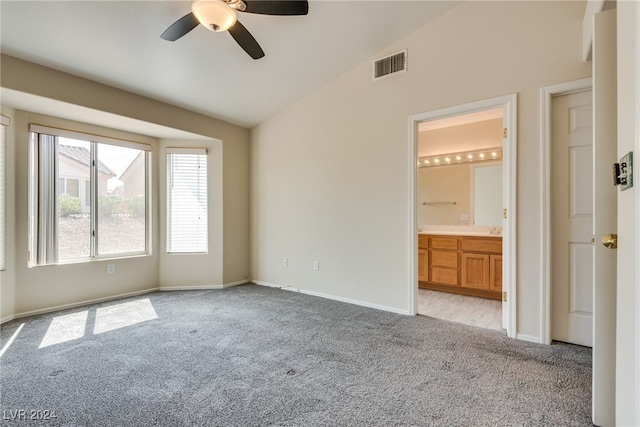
[503, 208, 507, 219]
[502, 291, 507, 302]
[503, 128, 508, 138]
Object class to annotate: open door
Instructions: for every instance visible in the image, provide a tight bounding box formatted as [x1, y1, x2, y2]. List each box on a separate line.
[592, 8, 617, 427]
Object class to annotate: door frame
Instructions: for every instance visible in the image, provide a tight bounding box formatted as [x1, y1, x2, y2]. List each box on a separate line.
[408, 94, 518, 338]
[540, 78, 593, 345]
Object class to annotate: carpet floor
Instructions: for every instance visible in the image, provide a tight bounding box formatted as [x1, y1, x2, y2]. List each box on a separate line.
[0, 284, 592, 426]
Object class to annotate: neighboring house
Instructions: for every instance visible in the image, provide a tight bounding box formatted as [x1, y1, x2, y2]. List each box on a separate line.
[58, 144, 116, 210]
[119, 151, 145, 198]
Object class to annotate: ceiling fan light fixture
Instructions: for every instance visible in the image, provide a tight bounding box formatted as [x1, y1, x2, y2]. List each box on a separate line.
[192, 0, 237, 32]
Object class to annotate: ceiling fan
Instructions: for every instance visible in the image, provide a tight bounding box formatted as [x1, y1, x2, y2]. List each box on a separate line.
[161, 0, 309, 60]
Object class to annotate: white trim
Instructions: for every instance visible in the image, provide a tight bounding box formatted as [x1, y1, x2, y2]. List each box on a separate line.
[540, 78, 592, 345]
[252, 280, 284, 288]
[0, 315, 15, 325]
[635, 5, 640, 421]
[7, 288, 157, 321]
[253, 281, 411, 315]
[165, 147, 207, 155]
[0, 282, 251, 324]
[516, 333, 543, 344]
[158, 280, 248, 291]
[29, 124, 151, 151]
[0, 115, 10, 127]
[408, 94, 518, 338]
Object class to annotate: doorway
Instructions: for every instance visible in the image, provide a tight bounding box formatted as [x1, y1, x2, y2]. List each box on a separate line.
[549, 89, 594, 347]
[408, 94, 517, 338]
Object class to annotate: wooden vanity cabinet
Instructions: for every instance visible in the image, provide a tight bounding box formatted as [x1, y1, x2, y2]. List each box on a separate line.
[418, 235, 429, 282]
[418, 234, 502, 300]
[460, 237, 502, 293]
[429, 237, 459, 286]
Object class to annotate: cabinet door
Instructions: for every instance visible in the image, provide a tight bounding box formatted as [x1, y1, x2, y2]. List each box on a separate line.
[489, 255, 502, 292]
[418, 249, 428, 282]
[461, 253, 490, 290]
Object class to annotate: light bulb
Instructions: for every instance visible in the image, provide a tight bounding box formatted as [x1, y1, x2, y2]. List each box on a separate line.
[192, 0, 237, 32]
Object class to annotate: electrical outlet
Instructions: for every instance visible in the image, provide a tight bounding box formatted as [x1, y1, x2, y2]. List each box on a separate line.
[107, 264, 115, 274]
[283, 257, 288, 267]
[313, 261, 319, 271]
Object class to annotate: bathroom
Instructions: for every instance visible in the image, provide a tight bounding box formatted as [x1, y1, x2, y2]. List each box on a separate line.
[416, 108, 504, 331]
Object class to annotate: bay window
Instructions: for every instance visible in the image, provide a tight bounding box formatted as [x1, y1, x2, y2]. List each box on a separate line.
[29, 125, 151, 265]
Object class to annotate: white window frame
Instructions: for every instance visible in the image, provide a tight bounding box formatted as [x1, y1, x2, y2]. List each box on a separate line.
[28, 124, 152, 266]
[166, 147, 208, 254]
[0, 115, 10, 271]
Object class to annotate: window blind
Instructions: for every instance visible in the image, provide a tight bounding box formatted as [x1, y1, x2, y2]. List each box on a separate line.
[166, 149, 208, 253]
[0, 115, 9, 271]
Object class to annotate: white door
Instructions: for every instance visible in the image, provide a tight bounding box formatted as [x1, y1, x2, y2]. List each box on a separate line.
[592, 8, 617, 427]
[551, 90, 594, 347]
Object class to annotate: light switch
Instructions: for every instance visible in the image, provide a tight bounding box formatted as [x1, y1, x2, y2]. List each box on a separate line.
[619, 151, 634, 191]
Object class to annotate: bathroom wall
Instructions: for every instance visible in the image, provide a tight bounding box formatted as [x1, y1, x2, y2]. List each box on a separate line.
[417, 164, 470, 225]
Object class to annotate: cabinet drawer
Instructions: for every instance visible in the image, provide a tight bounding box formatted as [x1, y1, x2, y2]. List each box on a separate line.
[431, 268, 458, 286]
[431, 236, 459, 250]
[461, 238, 502, 254]
[431, 250, 458, 268]
[418, 234, 429, 249]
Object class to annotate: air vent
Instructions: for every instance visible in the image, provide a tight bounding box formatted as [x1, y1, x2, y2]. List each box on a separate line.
[373, 50, 407, 80]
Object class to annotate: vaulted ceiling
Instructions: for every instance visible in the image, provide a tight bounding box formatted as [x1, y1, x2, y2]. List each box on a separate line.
[0, 1, 460, 128]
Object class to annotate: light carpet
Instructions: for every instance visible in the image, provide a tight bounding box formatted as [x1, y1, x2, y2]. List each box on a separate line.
[0, 284, 591, 426]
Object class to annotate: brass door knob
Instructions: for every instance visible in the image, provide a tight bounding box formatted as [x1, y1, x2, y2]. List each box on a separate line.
[602, 233, 618, 249]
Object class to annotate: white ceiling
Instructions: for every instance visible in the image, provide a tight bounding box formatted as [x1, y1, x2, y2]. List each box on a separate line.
[0, 0, 460, 129]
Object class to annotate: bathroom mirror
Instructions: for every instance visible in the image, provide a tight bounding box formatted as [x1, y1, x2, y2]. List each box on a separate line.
[472, 163, 502, 225]
[417, 161, 502, 226]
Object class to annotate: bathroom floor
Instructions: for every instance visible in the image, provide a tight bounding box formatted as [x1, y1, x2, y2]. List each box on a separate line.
[417, 289, 503, 331]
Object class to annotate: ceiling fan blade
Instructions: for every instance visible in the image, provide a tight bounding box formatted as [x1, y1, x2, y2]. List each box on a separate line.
[228, 20, 265, 59]
[161, 12, 200, 41]
[242, 1, 309, 16]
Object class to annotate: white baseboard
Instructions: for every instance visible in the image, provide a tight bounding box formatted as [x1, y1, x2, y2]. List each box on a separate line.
[7, 288, 157, 322]
[516, 333, 542, 344]
[254, 281, 411, 315]
[0, 315, 15, 325]
[158, 280, 249, 292]
[0, 281, 253, 324]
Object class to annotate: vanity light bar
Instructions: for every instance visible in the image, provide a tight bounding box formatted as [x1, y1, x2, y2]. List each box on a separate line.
[418, 147, 502, 168]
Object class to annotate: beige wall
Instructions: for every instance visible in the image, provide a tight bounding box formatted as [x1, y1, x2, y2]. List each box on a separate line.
[0, 55, 250, 319]
[250, 1, 591, 334]
[418, 118, 503, 157]
[418, 165, 470, 226]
